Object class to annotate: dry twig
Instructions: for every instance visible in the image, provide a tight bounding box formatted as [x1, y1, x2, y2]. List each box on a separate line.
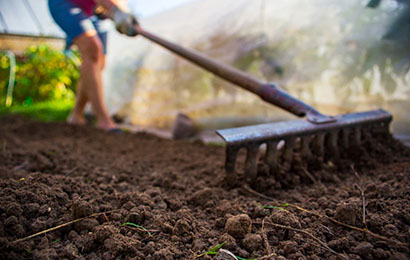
[264, 221, 345, 259]
[258, 252, 278, 260]
[351, 164, 367, 227]
[261, 217, 273, 258]
[13, 210, 120, 243]
[242, 184, 408, 247]
[301, 167, 316, 183]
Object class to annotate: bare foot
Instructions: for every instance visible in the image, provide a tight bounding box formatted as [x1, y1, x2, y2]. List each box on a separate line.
[96, 120, 117, 131]
[67, 113, 86, 125]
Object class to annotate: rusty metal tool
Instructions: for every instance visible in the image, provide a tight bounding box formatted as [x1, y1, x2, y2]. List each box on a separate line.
[133, 25, 393, 183]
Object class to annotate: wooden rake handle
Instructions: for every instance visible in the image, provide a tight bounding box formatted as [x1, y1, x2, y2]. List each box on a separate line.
[134, 25, 335, 124]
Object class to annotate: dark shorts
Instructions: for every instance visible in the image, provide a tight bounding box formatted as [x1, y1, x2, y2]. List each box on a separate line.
[48, 0, 108, 53]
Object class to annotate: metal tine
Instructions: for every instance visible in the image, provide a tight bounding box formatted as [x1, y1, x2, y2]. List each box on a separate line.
[301, 135, 314, 161]
[328, 130, 340, 161]
[225, 146, 239, 185]
[217, 110, 393, 180]
[354, 127, 362, 145]
[265, 140, 279, 173]
[282, 137, 296, 171]
[342, 128, 350, 148]
[312, 133, 326, 160]
[244, 144, 260, 181]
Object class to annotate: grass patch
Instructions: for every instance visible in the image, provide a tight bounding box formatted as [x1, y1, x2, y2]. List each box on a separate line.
[0, 99, 74, 122]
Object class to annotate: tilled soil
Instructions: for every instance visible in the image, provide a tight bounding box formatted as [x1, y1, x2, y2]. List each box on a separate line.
[0, 116, 409, 260]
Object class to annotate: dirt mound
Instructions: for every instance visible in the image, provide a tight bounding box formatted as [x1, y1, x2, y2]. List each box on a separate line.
[0, 116, 409, 259]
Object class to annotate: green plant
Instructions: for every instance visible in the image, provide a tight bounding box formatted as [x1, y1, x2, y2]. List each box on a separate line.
[197, 242, 226, 257]
[0, 99, 74, 122]
[121, 222, 152, 236]
[261, 203, 289, 211]
[0, 44, 79, 106]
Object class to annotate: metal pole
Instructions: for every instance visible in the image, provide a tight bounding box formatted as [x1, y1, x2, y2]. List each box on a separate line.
[1, 50, 16, 107]
[0, 10, 8, 33]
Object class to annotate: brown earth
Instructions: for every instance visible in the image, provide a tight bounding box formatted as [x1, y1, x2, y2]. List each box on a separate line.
[0, 115, 409, 260]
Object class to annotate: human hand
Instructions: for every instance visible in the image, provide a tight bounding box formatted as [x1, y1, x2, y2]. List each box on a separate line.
[110, 6, 139, 36]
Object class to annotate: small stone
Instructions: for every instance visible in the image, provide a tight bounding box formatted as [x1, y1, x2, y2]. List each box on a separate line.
[281, 240, 298, 255]
[94, 225, 115, 243]
[382, 224, 399, 237]
[192, 239, 206, 252]
[219, 233, 237, 251]
[39, 205, 51, 215]
[215, 200, 234, 217]
[152, 248, 173, 260]
[335, 199, 360, 226]
[390, 252, 409, 260]
[328, 237, 350, 251]
[189, 188, 214, 207]
[36, 236, 49, 250]
[352, 242, 373, 257]
[103, 238, 117, 252]
[32, 248, 58, 259]
[215, 217, 226, 229]
[71, 198, 93, 219]
[13, 224, 25, 238]
[6, 203, 23, 216]
[25, 203, 40, 217]
[63, 243, 79, 259]
[74, 218, 99, 232]
[373, 248, 391, 259]
[121, 201, 135, 210]
[4, 216, 18, 227]
[143, 241, 156, 255]
[172, 113, 197, 140]
[254, 206, 270, 218]
[172, 219, 192, 236]
[225, 214, 252, 239]
[30, 219, 47, 233]
[127, 212, 143, 224]
[68, 230, 79, 241]
[237, 248, 250, 259]
[242, 234, 263, 252]
[270, 210, 301, 229]
[161, 222, 173, 234]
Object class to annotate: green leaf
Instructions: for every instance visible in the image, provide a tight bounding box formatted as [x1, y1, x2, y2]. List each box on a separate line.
[261, 205, 288, 211]
[121, 222, 152, 236]
[197, 242, 226, 257]
[235, 256, 257, 260]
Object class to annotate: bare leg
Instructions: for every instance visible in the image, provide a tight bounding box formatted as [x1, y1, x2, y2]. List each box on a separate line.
[69, 31, 116, 130]
[67, 76, 88, 125]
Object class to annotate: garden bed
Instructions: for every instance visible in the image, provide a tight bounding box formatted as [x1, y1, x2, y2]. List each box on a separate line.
[0, 116, 409, 260]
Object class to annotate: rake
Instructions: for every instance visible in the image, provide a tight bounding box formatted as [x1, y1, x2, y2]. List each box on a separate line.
[133, 25, 393, 184]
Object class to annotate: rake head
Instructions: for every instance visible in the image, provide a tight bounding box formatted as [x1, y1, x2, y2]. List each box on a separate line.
[216, 109, 392, 185]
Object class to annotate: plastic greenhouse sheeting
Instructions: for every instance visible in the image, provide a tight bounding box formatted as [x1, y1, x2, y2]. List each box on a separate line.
[102, 0, 410, 134]
[0, 0, 63, 37]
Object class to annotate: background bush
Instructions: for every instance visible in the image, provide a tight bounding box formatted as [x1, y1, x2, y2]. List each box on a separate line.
[0, 44, 79, 107]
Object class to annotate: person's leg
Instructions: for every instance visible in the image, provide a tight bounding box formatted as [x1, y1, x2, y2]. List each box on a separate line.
[67, 74, 88, 125]
[48, 0, 116, 130]
[73, 32, 116, 130]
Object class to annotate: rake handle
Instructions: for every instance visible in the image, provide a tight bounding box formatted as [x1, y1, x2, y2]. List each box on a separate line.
[134, 26, 333, 123]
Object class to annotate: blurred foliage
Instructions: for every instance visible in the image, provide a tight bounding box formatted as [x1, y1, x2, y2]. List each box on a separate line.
[0, 44, 80, 107]
[0, 99, 74, 122]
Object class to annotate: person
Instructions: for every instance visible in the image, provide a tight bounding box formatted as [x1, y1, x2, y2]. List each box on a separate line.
[48, 0, 138, 131]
